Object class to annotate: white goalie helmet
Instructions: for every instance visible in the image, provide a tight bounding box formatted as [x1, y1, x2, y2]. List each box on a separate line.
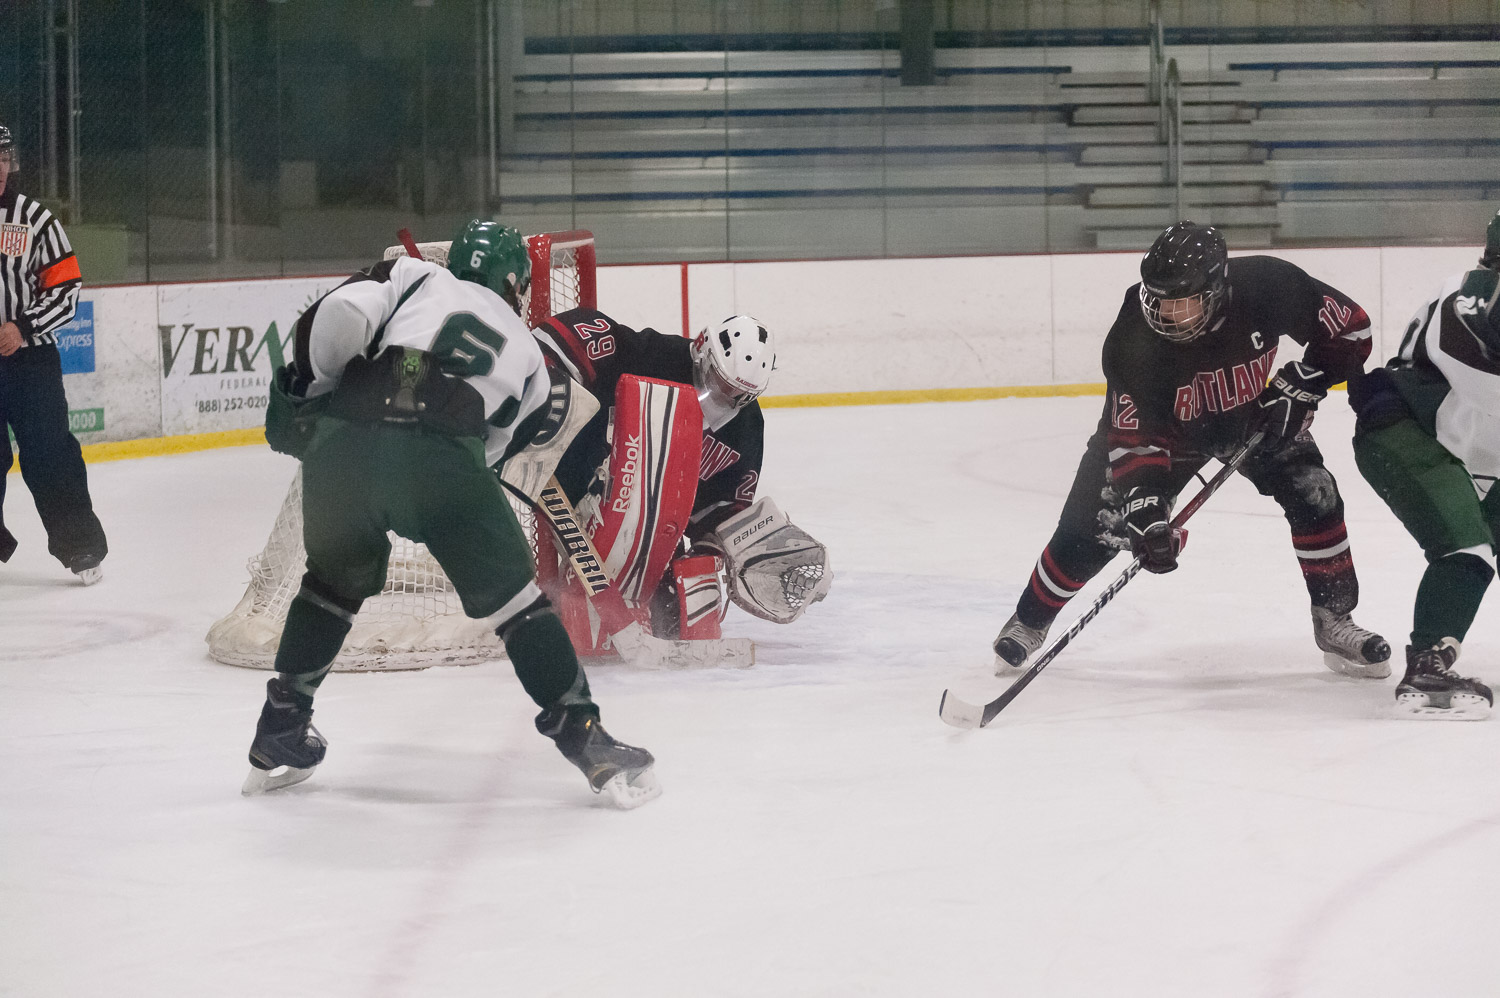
[692, 315, 775, 430]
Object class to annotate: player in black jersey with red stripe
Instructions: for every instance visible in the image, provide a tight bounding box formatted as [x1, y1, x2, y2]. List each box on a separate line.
[994, 222, 1391, 679]
[535, 307, 766, 545]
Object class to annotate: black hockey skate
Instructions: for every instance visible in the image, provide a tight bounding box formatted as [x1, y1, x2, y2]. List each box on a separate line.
[1311, 607, 1391, 679]
[1395, 640, 1492, 720]
[537, 704, 661, 809]
[69, 552, 103, 586]
[242, 677, 327, 795]
[994, 613, 1049, 673]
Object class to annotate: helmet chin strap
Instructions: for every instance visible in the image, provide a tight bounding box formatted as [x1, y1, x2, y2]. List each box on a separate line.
[698, 385, 739, 431]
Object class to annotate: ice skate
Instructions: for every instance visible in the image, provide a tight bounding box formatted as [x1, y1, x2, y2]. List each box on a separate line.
[1395, 640, 1492, 720]
[537, 704, 661, 809]
[1311, 606, 1391, 679]
[70, 553, 103, 586]
[994, 613, 1049, 673]
[242, 677, 327, 794]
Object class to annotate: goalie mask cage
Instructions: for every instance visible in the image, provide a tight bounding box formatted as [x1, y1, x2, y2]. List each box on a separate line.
[205, 230, 595, 671]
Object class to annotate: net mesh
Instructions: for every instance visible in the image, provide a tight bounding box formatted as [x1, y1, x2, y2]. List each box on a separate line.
[206, 231, 594, 671]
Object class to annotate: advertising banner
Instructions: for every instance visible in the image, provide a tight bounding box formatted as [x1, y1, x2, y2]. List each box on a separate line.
[61, 286, 162, 445]
[156, 277, 341, 436]
[56, 301, 95, 374]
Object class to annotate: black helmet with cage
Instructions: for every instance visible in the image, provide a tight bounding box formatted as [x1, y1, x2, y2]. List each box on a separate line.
[0, 123, 16, 171]
[1138, 221, 1229, 344]
[1480, 209, 1500, 270]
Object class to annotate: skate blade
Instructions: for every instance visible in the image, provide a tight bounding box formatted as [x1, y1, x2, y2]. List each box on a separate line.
[241, 764, 318, 795]
[1323, 651, 1391, 680]
[74, 567, 102, 586]
[993, 653, 1026, 676]
[598, 766, 662, 809]
[1394, 690, 1492, 721]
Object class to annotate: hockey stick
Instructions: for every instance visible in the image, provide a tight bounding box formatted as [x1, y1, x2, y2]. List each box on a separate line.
[939, 432, 1265, 729]
[397, 227, 423, 261]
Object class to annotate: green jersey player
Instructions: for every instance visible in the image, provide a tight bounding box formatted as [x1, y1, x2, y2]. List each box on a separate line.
[1350, 211, 1500, 719]
[243, 220, 660, 806]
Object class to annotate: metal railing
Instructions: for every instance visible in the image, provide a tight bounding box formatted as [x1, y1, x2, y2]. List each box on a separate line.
[1163, 57, 1183, 220]
[1147, 0, 1164, 105]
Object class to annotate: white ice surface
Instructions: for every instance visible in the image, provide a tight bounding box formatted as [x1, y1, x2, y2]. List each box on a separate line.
[5, 397, 1500, 998]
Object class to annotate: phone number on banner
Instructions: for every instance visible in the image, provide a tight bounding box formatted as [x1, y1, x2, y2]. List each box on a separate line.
[197, 395, 270, 415]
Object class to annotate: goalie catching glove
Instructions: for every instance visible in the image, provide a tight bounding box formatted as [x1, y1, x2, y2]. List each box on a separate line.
[708, 497, 831, 623]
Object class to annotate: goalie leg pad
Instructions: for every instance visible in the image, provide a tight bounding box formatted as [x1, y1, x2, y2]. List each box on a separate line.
[673, 554, 727, 640]
[710, 497, 832, 623]
[589, 375, 704, 604]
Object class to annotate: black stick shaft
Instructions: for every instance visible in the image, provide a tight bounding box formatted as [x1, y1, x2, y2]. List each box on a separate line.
[977, 432, 1264, 726]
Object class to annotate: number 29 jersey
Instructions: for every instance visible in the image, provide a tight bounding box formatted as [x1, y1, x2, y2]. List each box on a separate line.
[292, 255, 550, 467]
[534, 307, 766, 540]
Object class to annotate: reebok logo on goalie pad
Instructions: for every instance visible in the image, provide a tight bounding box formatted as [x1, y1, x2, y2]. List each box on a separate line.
[612, 433, 642, 513]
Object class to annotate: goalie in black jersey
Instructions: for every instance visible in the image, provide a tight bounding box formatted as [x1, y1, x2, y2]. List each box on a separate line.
[533, 309, 830, 646]
[994, 222, 1391, 679]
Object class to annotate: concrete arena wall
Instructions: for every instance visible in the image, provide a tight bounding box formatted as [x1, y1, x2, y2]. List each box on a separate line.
[44, 243, 1487, 454]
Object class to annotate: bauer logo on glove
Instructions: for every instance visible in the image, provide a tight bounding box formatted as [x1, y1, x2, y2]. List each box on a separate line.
[710, 497, 832, 623]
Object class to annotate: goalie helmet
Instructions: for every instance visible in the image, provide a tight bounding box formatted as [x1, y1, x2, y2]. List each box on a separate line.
[0, 124, 15, 171]
[1138, 221, 1228, 344]
[691, 315, 775, 431]
[448, 220, 530, 314]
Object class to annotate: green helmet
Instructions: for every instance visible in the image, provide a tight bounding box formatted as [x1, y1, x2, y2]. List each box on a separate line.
[1483, 209, 1500, 270]
[448, 220, 530, 310]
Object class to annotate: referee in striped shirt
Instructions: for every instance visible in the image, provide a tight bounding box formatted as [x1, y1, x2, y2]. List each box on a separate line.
[0, 123, 107, 583]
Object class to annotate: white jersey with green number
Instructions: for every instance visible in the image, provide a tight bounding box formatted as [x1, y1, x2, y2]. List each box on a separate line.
[1392, 267, 1500, 497]
[295, 256, 548, 466]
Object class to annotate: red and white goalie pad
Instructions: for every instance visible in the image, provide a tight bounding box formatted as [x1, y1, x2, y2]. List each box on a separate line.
[552, 375, 704, 656]
[592, 375, 704, 602]
[673, 554, 728, 640]
[709, 496, 831, 623]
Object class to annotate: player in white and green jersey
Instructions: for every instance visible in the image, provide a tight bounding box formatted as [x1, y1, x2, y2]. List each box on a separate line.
[242, 220, 659, 806]
[1350, 211, 1500, 719]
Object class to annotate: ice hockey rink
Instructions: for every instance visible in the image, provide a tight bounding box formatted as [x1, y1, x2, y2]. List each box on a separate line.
[5, 394, 1500, 998]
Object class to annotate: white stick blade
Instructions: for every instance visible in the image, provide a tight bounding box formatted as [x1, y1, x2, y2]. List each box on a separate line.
[938, 690, 985, 729]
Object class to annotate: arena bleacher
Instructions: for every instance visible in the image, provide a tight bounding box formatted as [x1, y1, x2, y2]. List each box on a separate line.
[496, 39, 1500, 259]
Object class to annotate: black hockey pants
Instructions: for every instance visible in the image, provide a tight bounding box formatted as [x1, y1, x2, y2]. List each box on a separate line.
[1013, 410, 1357, 630]
[0, 344, 107, 568]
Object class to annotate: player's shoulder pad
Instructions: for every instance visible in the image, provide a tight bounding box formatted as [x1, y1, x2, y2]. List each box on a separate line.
[1229, 253, 1300, 282]
[1454, 267, 1500, 340]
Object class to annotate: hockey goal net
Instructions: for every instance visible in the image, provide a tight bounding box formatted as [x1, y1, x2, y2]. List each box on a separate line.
[206, 230, 596, 671]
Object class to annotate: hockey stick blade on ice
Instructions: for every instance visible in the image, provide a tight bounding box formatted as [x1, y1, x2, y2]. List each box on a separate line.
[940, 432, 1264, 729]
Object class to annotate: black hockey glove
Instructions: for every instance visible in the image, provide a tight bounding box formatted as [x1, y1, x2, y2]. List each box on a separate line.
[1346, 367, 1410, 439]
[1253, 361, 1326, 447]
[1122, 488, 1182, 574]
